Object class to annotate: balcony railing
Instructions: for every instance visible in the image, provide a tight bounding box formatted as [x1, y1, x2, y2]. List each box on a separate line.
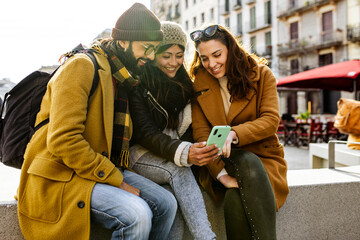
[258, 47, 273, 59]
[277, 30, 343, 57]
[277, 0, 339, 19]
[265, 45, 272, 56]
[347, 24, 360, 42]
[220, 2, 231, 15]
[233, 0, 242, 10]
[245, 15, 272, 33]
[245, 0, 256, 5]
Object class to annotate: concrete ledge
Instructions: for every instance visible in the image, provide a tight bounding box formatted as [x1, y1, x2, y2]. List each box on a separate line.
[310, 143, 360, 168]
[2, 166, 360, 240]
[277, 166, 360, 240]
[0, 201, 21, 240]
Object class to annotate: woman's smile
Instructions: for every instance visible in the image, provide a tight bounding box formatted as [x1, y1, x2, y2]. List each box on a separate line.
[197, 39, 228, 79]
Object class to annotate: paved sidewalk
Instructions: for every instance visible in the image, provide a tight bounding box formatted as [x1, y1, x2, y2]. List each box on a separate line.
[283, 145, 311, 170]
[0, 146, 311, 201]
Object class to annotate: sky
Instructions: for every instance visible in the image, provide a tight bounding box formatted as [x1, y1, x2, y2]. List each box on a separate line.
[0, 0, 151, 83]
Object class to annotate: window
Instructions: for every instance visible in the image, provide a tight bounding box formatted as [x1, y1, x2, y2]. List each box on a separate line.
[250, 7, 256, 30]
[319, 53, 333, 67]
[322, 11, 333, 42]
[264, 1, 271, 25]
[290, 22, 298, 40]
[265, 31, 272, 55]
[225, 0, 230, 12]
[225, 17, 230, 28]
[250, 36, 256, 53]
[193, 0, 196, 4]
[201, 12, 205, 24]
[236, 0, 241, 6]
[160, 0, 165, 12]
[289, 0, 296, 9]
[174, 4, 180, 18]
[290, 59, 299, 75]
[193, 17, 197, 28]
[185, 20, 189, 30]
[210, 8, 214, 20]
[167, 5, 172, 20]
[185, 0, 188, 8]
[237, 12, 243, 35]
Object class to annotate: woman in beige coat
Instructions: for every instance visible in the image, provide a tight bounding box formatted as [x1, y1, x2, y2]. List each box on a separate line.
[190, 25, 289, 240]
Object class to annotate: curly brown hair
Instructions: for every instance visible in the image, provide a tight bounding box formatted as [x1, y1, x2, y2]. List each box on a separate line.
[189, 25, 266, 101]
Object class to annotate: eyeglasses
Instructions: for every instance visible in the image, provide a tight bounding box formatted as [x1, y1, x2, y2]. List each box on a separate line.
[140, 43, 156, 56]
[190, 25, 222, 42]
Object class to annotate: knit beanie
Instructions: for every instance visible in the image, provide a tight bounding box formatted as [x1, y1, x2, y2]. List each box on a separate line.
[112, 3, 163, 41]
[156, 21, 187, 50]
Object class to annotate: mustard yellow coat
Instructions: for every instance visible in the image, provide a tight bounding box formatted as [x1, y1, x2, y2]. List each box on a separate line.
[17, 53, 124, 239]
[192, 66, 289, 210]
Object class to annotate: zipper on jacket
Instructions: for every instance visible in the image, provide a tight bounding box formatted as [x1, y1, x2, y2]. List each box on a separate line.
[145, 90, 169, 129]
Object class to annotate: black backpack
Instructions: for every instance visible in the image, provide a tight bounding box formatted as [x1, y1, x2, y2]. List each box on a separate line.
[0, 45, 100, 169]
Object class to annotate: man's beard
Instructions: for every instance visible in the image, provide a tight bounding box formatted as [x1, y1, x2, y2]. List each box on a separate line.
[117, 43, 145, 76]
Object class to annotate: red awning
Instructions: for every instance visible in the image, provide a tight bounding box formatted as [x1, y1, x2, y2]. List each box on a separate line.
[277, 60, 360, 92]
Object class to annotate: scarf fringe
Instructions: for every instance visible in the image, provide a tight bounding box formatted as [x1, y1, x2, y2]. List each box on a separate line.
[113, 150, 130, 169]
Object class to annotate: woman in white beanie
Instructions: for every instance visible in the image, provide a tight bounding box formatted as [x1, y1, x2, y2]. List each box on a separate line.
[129, 21, 217, 240]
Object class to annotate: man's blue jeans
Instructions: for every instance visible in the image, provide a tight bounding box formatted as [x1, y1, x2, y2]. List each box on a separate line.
[90, 169, 177, 240]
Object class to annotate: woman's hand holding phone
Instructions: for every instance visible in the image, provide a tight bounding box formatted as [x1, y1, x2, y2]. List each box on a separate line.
[187, 126, 237, 166]
[222, 130, 238, 158]
[188, 142, 221, 166]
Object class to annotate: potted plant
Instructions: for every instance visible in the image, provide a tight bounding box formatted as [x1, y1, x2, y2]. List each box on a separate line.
[296, 110, 311, 123]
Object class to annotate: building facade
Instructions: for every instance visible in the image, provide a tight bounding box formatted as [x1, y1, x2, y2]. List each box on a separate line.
[151, 0, 278, 72]
[347, 0, 360, 60]
[276, 0, 352, 116]
[150, 0, 359, 117]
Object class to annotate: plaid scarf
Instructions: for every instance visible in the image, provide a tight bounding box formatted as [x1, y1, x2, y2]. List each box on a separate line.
[95, 41, 139, 169]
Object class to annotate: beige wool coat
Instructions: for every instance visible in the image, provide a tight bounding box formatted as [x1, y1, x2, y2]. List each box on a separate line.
[192, 66, 289, 210]
[17, 53, 124, 239]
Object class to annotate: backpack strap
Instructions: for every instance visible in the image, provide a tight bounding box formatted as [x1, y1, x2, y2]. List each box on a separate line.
[34, 52, 100, 131]
[85, 52, 100, 97]
[34, 118, 49, 131]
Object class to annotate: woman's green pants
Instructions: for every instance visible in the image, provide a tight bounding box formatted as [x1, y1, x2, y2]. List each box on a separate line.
[222, 148, 277, 240]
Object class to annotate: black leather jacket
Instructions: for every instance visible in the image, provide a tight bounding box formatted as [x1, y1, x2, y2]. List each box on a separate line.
[129, 85, 193, 162]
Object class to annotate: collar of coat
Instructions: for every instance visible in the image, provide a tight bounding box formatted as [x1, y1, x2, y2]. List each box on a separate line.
[193, 65, 260, 126]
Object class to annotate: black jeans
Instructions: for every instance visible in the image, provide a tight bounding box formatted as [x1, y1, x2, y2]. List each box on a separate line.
[222, 148, 277, 240]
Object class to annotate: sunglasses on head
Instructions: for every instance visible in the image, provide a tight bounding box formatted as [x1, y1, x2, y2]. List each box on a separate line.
[190, 25, 222, 42]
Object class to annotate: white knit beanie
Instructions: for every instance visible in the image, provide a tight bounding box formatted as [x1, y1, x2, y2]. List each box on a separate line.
[157, 21, 187, 50]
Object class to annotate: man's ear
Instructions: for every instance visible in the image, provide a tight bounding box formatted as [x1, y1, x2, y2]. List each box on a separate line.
[118, 40, 130, 51]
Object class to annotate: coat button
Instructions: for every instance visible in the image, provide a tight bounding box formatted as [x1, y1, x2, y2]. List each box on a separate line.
[98, 171, 105, 178]
[102, 151, 109, 157]
[77, 201, 85, 209]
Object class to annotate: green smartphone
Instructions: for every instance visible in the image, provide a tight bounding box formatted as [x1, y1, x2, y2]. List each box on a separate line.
[206, 125, 231, 153]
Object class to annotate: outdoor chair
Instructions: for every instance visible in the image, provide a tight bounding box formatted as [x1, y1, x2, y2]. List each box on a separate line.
[324, 121, 340, 142]
[276, 121, 287, 143]
[283, 121, 298, 146]
[297, 119, 324, 147]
